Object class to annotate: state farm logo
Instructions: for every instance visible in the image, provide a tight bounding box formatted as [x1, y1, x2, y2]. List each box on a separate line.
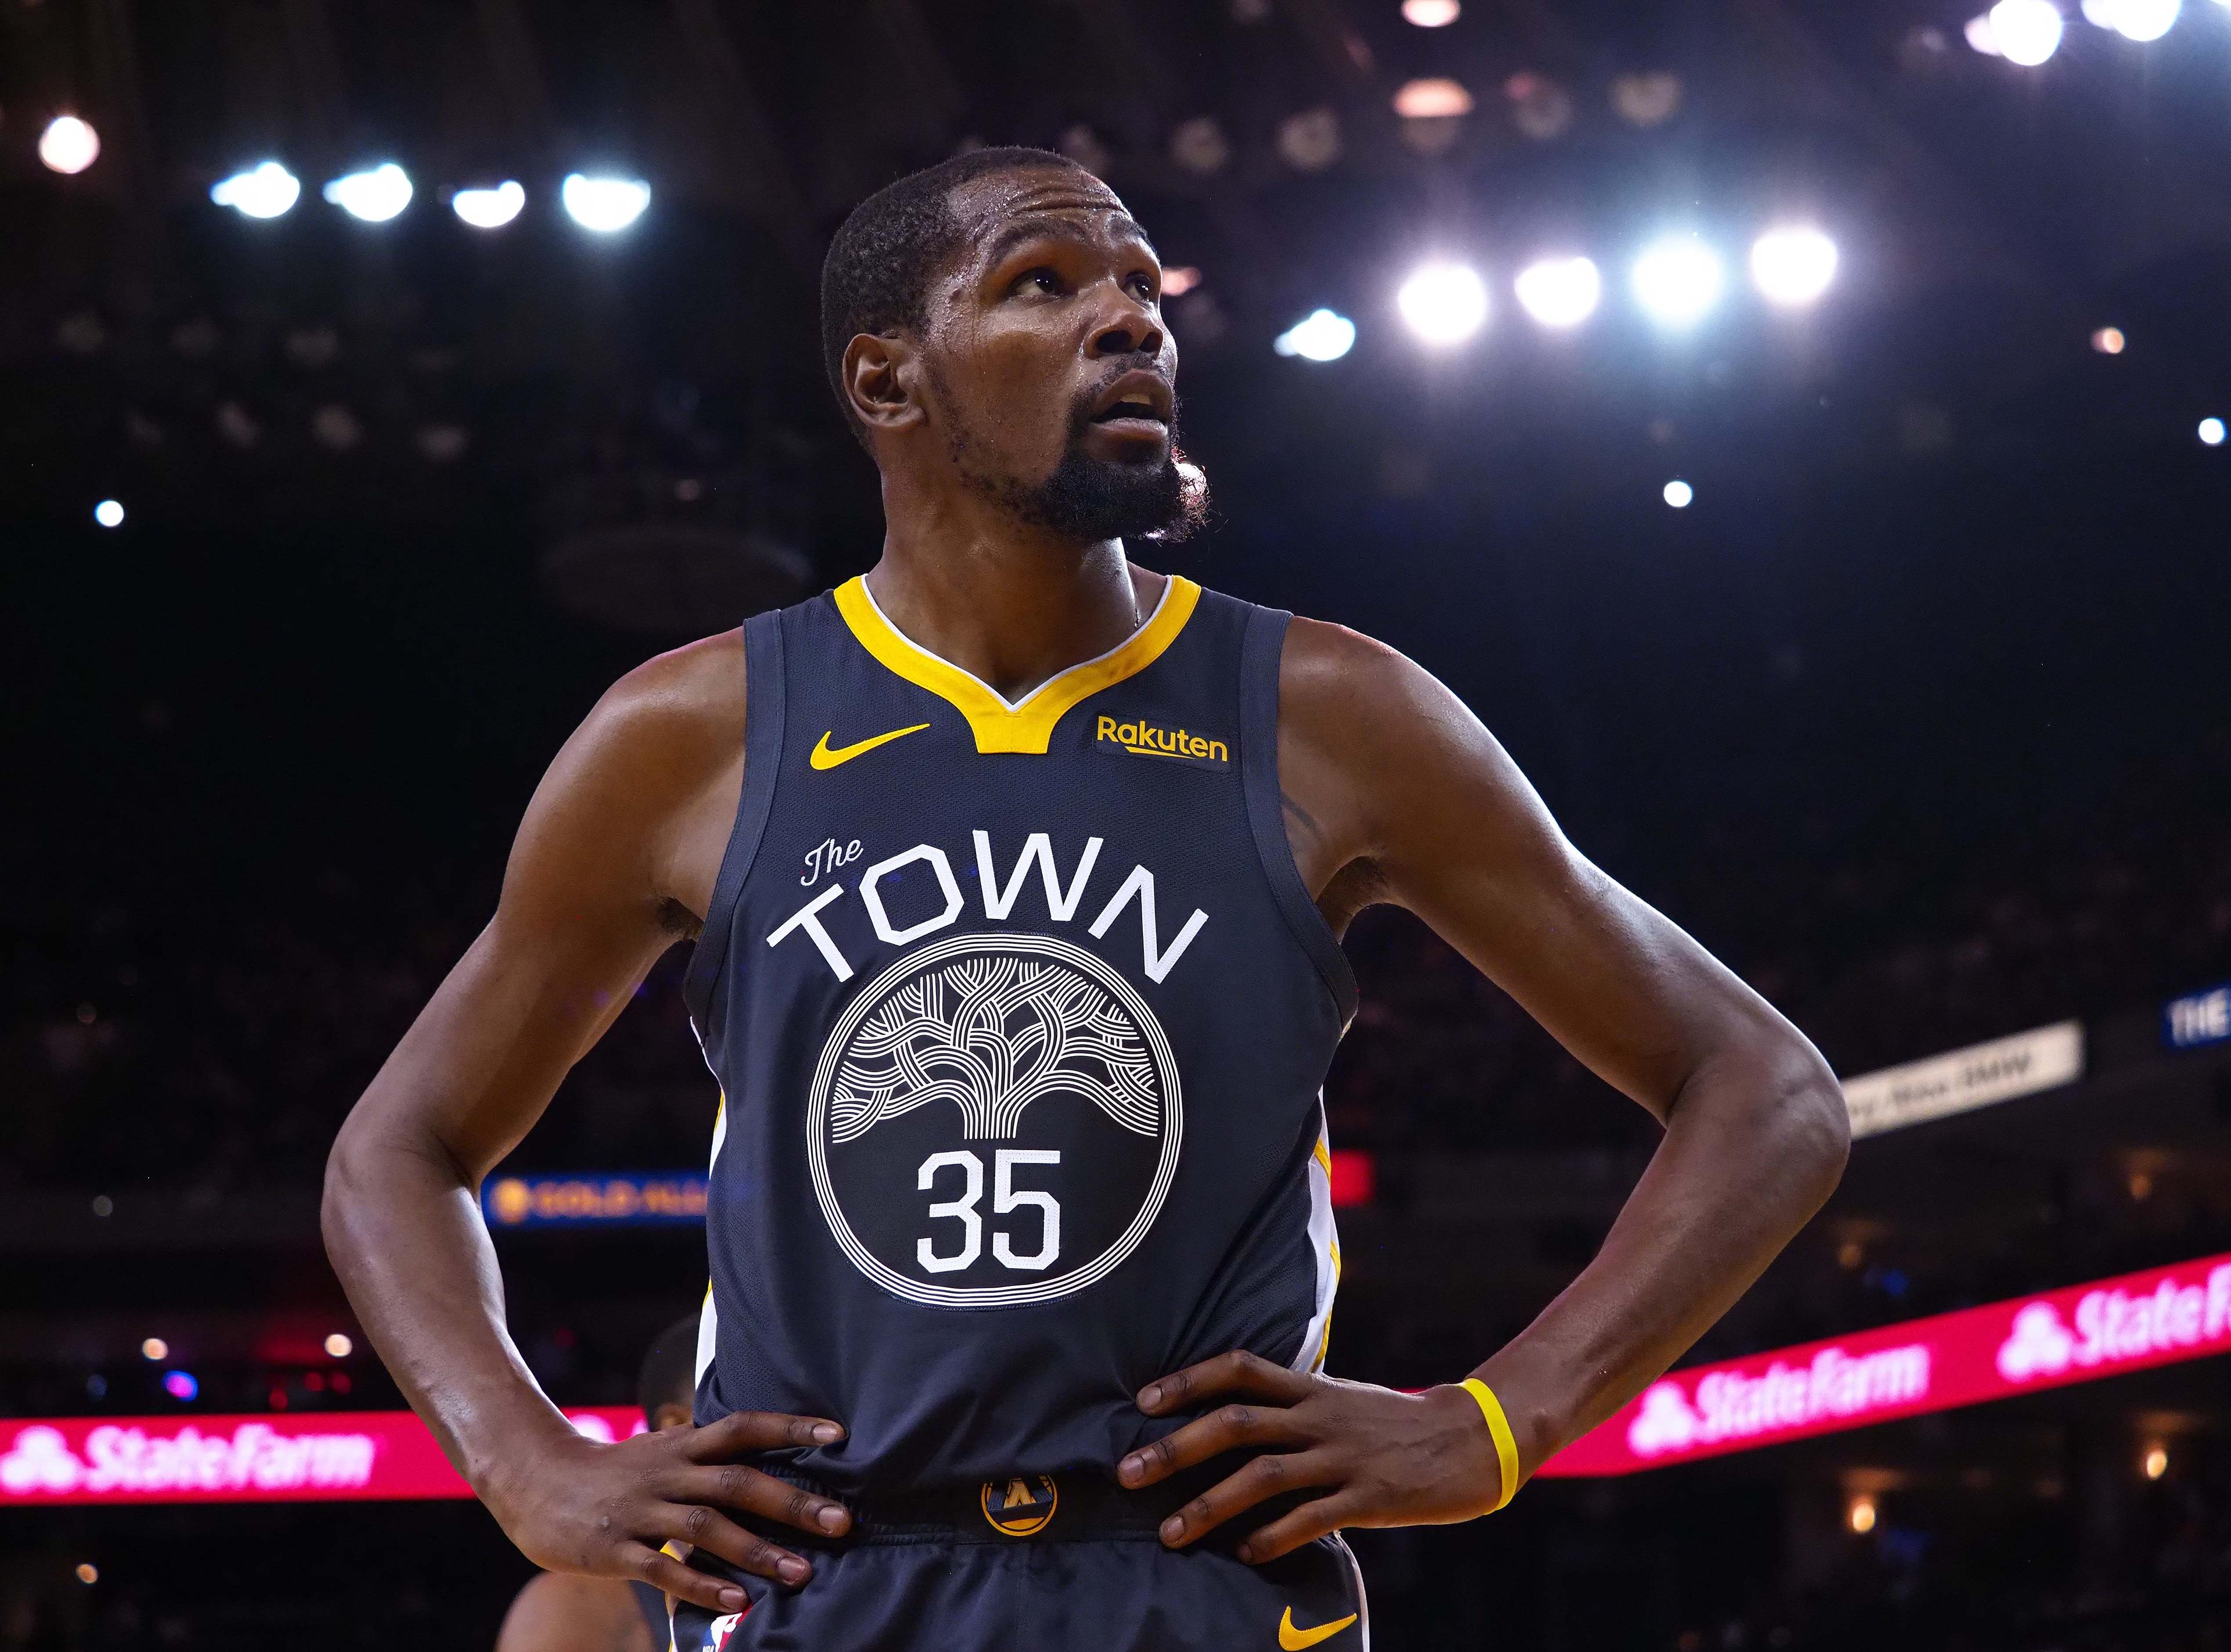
[1624, 1344, 1932, 1460]
[1627, 1384, 1701, 1456]
[1, 1428, 83, 1493]
[1996, 1303, 2076, 1381]
[1996, 1263, 2231, 1384]
[0, 1421, 377, 1497]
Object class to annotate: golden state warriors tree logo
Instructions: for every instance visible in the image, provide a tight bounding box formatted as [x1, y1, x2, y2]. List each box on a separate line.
[806, 932, 1183, 1308]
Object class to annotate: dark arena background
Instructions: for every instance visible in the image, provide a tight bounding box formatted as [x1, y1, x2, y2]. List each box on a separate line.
[6, 0, 2231, 1647]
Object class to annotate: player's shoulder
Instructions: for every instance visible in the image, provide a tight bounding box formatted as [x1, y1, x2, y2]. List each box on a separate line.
[1276, 613, 1448, 741]
[494, 1570, 654, 1652]
[568, 628, 748, 777]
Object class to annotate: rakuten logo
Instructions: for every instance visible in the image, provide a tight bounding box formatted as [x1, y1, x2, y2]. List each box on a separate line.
[0, 1423, 377, 1497]
[1997, 1264, 2231, 1384]
[1626, 1344, 1932, 1459]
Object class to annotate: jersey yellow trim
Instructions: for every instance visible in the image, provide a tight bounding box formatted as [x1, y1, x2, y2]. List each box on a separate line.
[833, 574, 1203, 755]
[1461, 1377, 1522, 1513]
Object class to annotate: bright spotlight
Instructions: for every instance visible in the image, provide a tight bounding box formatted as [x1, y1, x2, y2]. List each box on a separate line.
[452, 181, 526, 229]
[324, 1333, 354, 1358]
[2091, 326, 2126, 354]
[1513, 257, 1602, 328]
[210, 161, 301, 219]
[1632, 235, 1725, 327]
[1989, 0, 2065, 63]
[162, 1370, 199, 1403]
[1403, 0, 1461, 22]
[140, 1337, 167, 1361]
[93, 500, 124, 529]
[1750, 227, 1839, 307]
[1274, 308, 1357, 362]
[2201, 417, 2227, 446]
[2083, 0, 2179, 37]
[323, 163, 413, 223]
[1392, 78, 1475, 119]
[1397, 262, 1489, 346]
[39, 115, 101, 175]
[2144, 1443, 2169, 1479]
[1663, 479, 1694, 508]
[1848, 1495, 1878, 1534]
[562, 174, 651, 233]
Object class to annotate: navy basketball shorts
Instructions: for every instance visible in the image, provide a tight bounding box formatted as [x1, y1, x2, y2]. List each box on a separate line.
[667, 1473, 1369, 1651]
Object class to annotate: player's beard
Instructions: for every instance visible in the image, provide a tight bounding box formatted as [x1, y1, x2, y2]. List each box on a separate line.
[943, 378, 1210, 545]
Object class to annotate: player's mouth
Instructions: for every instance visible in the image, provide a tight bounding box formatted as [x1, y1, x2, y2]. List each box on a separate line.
[1085, 371, 1173, 440]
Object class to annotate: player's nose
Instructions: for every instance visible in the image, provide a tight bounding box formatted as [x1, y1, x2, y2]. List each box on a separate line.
[1088, 293, 1164, 361]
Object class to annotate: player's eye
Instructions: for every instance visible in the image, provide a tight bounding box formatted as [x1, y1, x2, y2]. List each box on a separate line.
[1125, 272, 1158, 303]
[1013, 267, 1064, 296]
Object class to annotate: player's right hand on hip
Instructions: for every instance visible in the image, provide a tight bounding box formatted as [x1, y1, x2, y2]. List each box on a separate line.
[484, 1409, 853, 1611]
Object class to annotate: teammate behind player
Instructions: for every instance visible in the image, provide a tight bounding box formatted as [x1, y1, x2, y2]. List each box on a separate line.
[494, 1317, 698, 1652]
[325, 148, 1849, 1649]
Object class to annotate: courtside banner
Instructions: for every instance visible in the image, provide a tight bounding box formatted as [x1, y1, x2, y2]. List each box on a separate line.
[1840, 1020, 2083, 1139]
[1538, 1249, 2231, 1477]
[482, 1173, 709, 1227]
[2165, 982, 2231, 1050]
[0, 1407, 641, 1506]
[13, 1254, 2231, 1503]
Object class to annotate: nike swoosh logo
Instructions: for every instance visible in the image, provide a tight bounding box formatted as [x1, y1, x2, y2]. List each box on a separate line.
[809, 723, 931, 770]
[1279, 1608, 1358, 1650]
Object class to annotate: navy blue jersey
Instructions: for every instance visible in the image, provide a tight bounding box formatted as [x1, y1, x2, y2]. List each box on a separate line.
[680, 574, 1356, 1492]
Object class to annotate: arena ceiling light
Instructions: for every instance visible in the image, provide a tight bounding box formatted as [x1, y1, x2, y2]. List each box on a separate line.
[1985, 0, 2065, 63]
[1663, 479, 1694, 508]
[1402, 0, 1460, 23]
[2082, 0, 2179, 37]
[562, 173, 651, 233]
[1749, 227, 1838, 307]
[1397, 261, 1489, 346]
[1631, 235, 1725, 328]
[93, 499, 124, 528]
[38, 115, 100, 175]
[210, 161, 300, 219]
[1513, 256, 1601, 328]
[2201, 417, 2227, 447]
[1391, 78, 1474, 118]
[1273, 308, 1356, 362]
[323, 163, 413, 222]
[453, 181, 526, 229]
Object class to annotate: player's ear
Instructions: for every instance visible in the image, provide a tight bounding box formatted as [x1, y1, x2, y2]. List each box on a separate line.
[845, 332, 925, 436]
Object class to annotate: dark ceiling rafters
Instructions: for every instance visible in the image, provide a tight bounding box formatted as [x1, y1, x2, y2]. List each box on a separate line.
[279, 0, 351, 166]
[866, 0, 970, 152]
[665, 0, 821, 278]
[472, 0, 562, 166]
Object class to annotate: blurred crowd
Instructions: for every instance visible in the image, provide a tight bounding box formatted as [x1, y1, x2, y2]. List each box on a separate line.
[4, 759, 2226, 1197]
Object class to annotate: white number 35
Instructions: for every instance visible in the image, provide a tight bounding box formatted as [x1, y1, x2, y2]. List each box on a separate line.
[916, 1149, 1061, 1274]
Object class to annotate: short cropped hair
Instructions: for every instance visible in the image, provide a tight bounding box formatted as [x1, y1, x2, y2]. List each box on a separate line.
[636, 1314, 701, 1423]
[819, 146, 1089, 440]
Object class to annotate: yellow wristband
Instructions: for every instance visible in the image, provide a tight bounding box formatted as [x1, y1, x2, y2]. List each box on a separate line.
[1460, 1378, 1520, 1513]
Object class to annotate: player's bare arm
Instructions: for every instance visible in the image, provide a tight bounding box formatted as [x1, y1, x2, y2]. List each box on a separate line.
[321, 634, 855, 1617]
[1119, 619, 1850, 1559]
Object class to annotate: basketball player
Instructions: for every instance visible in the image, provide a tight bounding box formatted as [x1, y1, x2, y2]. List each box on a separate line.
[494, 1317, 697, 1652]
[324, 149, 1848, 1649]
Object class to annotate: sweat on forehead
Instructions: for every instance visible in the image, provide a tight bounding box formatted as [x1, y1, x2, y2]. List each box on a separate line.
[818, 147, 1138, 441]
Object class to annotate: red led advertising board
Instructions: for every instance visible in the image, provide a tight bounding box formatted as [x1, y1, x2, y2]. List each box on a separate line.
[8, 1252, 2228, 1504]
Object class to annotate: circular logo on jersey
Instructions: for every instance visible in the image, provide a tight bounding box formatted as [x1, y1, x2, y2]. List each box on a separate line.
[980, 1475, 1059, 1537]
[806, 931, 1183, 1308]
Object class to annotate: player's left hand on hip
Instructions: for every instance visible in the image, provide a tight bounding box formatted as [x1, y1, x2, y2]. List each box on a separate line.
[1116, 1349, 1510, 1563]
